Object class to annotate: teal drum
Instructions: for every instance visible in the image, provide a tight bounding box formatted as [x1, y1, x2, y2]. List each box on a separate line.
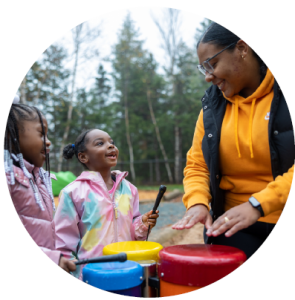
[83, 260, 143, 297]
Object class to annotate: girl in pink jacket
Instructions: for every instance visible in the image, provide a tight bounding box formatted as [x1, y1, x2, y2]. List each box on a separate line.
[5, 102, 76, 273]
[54, 129, 159, 279]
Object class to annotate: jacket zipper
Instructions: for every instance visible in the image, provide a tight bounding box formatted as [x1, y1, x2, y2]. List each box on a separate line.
[110, 177, 121, 243]
[112, 200, 118, 242]
[103, 172, 126, 243]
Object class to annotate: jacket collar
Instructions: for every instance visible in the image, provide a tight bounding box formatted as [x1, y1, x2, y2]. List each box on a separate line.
[76, 170, 128, 182]
[75, 170, 128, 191]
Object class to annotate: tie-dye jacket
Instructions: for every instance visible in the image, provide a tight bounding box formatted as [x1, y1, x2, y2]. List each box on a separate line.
[54, 170, 148, 279]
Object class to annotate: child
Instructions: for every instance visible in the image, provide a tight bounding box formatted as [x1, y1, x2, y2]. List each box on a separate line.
[5, 102, 76, 273]
[54, 129, 159, 279]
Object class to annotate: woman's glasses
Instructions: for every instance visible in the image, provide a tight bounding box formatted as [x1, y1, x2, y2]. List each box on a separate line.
[197, 42, 237, 76]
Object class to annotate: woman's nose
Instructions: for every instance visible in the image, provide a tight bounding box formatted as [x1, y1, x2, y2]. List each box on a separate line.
[108, 143, 114, 148]
[205, 72, 214, 82]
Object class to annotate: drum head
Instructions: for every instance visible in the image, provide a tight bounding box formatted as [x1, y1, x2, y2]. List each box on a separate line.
[103, 241, 163, 262]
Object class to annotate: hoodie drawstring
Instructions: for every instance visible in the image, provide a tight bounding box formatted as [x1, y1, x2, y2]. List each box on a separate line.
[234, 98, 256, 159]
[234, 99, 241, 158]
[248, 98, 256, 158]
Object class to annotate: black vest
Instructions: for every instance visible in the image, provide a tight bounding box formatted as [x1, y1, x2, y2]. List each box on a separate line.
[201, 81, 295, 222]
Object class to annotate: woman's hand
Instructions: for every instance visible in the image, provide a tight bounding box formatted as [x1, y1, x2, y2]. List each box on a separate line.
[172, 204, 212, 230]
[206, 202, 261, 238]
[142, 210, 159, 229]
[59, 256, 77, 273]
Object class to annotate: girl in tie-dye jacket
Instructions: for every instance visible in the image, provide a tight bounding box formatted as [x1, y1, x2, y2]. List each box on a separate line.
[54, 129, 159, 279]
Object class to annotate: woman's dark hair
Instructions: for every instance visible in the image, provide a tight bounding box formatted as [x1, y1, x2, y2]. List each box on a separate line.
[197, 22, 267, 81]
[5, 103, 50, 173]
[63, 129, 95, 169]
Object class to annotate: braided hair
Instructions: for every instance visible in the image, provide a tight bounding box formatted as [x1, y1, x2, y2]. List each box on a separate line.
[5, 103, 54, 211]
[5, 104, 50, 171]
[197, 22, 267, 82]
[63, 129, 95, 169]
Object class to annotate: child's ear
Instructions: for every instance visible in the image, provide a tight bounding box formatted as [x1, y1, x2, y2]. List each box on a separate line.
[78, 152, 88, 164]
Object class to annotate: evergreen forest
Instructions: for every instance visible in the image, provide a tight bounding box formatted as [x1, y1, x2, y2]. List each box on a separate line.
[18, 10, 212, 185]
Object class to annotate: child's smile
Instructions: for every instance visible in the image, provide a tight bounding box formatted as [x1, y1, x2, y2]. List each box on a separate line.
[78, 129, 119, 171]
[106, 150, 117, 160]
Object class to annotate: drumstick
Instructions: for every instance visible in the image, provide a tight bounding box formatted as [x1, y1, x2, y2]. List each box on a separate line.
[146, 185, 167, 241]
[75, 252, 127, 265]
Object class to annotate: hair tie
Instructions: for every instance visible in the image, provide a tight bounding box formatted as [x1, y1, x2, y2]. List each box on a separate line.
[72, 144, 75, 149]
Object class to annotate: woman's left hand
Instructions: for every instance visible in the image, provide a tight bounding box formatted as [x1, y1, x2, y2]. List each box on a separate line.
[142, 210, 159, 229]
[206, 202, 262, 238]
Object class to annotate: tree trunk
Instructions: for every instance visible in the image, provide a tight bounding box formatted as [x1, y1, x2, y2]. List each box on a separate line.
[153, 139, 161, 184]
[57, 24, 82, 172]
[147, 89, 173, 183]
[20, 77, 27, 104]
[174, 124, 182, 183]
[124, 78, 136, 181]
[155, 158, 161, 184]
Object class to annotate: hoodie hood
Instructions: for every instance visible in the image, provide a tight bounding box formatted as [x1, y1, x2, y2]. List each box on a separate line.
[222, 68, 274, 158]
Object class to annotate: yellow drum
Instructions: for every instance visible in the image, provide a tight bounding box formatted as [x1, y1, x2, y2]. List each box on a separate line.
[103, 241, 163, 262]
[103, 241, 163, 297]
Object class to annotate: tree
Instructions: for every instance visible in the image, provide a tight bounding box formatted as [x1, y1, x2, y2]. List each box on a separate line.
[194, 18, 213, 45]
[57, 22, 101, 172]
[143, 53, 173, 183]
[111, 13, 146, 182]
[18, 44, 71, 170]
[151, 8, 184, 183]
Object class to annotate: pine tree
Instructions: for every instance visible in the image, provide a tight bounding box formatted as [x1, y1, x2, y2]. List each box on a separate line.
[111, 13, 147, 182]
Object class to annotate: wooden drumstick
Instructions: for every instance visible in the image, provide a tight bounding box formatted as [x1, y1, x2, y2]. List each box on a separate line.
[146, 185, 166, 241]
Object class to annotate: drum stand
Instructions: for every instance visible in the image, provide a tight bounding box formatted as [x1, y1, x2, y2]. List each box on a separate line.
[138, 260, 159, 297]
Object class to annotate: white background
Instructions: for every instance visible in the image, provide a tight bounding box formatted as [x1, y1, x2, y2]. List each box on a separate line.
[1, 1, 294, 299]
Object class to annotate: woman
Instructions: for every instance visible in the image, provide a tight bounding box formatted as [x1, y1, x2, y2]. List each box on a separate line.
[172, 22, 294, 259]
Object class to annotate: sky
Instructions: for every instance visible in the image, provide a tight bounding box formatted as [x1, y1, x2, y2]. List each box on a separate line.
[54, 7, 205, 90]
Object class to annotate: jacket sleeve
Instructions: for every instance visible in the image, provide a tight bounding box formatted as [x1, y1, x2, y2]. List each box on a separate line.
[40, 247, 61, 265]
[54, 189, 81, 260]
[6, 173, 63, 265]
[253, 164, 294, 216]
[131, 185, 149, 240]
[183, 109, 212, 211]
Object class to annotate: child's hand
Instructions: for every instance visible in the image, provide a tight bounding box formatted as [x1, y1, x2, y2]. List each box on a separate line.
[59, 256, 77, 273]
[142, 210, 159, 229]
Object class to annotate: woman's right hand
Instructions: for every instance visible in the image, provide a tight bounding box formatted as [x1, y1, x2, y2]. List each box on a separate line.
[172, 204, 212, 230]
[59, 256, 77, 273]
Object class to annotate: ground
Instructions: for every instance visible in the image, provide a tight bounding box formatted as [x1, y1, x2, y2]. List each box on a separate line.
[138, 191, 204, 246]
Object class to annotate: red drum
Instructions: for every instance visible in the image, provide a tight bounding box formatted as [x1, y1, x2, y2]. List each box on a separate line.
[158, 244, 247, 296]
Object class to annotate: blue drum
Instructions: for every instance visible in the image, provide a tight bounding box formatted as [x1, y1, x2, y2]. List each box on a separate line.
[82, 260, 143, 297]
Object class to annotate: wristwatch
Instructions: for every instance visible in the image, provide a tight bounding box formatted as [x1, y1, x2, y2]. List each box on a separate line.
[248, 196, 264, 217]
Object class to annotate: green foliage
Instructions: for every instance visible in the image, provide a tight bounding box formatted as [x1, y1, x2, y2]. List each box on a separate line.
[136, 184, 184, 193]
[19, 15, 212, 184]
[194, 18, 213, 46]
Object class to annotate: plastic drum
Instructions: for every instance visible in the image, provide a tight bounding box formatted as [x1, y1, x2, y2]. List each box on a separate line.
[103, 241, 163, 261]
[158, 244, 247, 297]
[82, 260, 143, 296]
[103, 241, 163, 297]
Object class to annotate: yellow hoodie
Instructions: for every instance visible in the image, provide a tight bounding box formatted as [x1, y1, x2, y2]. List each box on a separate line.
[183, 69, 293, 224]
